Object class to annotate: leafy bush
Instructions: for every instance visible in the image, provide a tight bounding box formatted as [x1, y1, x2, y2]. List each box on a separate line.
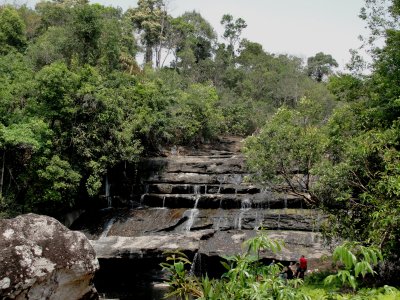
[324, 242, 383, 290]
[162, 230, 309, 300]
[161, 234, 399, 299]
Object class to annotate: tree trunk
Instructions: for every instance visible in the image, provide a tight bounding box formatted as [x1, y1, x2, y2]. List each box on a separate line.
[145, 46, 153, 66]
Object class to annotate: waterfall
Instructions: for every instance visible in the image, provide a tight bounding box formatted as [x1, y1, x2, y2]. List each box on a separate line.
[100, 217, 116, 238]
[140, 184, 149, 207]
[236, 198, 251, 230]
[105, 175, 111, 208]
[219, 197, 223, 208]
[217, 175, 226, 192]
[193, 196, 200, 209]
[232, 174, 242, 196]
[262, 186, 272, 209]
[193, 185, 200, 199]
[189, 252, 202, 276]
[184, 185, 201, 231]
[284, 194, 288, 211]
[254, 211, 264, 230]
[162, 196, 166, 209]
[184, 209, 199, 231]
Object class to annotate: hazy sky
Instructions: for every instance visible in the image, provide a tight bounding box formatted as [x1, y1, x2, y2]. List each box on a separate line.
[17, 0, 368, 69]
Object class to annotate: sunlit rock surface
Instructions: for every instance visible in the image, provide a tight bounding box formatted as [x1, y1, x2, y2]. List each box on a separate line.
[0, 214, 99, 300]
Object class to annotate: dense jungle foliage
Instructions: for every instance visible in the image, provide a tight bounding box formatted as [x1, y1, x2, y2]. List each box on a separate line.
[0, 0, 399, 287]
[0, 0, 335, 217]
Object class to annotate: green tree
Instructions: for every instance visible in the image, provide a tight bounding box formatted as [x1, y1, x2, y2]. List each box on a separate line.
[128, 0, 168, 66]
[15, 5, 42, 41]
[33, 155, 81, 214]
[0, 6, 27, 54]
[327, 73, 365, 102]
[243, 98, 330, 206]
[35, 0, 72, 31]
[70, 4, 102, 65]
[220, 14, 247, 58]
[307, 52, 338, 82]
[308, 0, 400, 259]
[27, 27, 70, 69]
[35, 62, 79, 131]
[314, 124, 400, 254]
[0, 119, 50, 200]
[367, 28, 400, 127]
[170, 11, 216, 76]
[165, 83, 224, 144]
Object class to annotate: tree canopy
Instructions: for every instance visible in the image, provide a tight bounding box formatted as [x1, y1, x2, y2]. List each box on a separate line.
[244, 0, 400, 259]
[1, 0, 399, 277]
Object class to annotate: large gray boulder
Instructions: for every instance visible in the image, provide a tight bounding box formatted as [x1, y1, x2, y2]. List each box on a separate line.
[0, 214, 99, 300]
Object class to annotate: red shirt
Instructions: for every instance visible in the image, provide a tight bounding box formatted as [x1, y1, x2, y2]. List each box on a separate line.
[299, 257, 307, 269]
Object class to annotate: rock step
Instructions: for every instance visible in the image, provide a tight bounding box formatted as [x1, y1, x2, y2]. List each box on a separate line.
[75, 208, 323, 240]
[145, 173, 249, 184]
[181, 208, 323, 233]
[170, 151, 237, 157]
[146, 183, 261, 195]
[141, 193, 308, 209]
[142, 157, 246, 175]
[91, 229, 329, 261]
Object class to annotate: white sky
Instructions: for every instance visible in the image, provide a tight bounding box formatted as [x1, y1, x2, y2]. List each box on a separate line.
[14, 0, 368, 69]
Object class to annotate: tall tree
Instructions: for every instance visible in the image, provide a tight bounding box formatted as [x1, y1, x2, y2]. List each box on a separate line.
[168, 11, 216, 80]
[220, 14, 247, 58]
[128, 0, 168, 67]
[179, 11, 216, 61]
[307, 52, 338, 82]
[70, 4, 102, 65]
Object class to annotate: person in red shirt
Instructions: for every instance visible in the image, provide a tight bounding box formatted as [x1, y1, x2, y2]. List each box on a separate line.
[298, 255, 307, 279]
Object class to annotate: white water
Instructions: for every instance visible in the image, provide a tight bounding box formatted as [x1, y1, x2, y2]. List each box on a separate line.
[216, 175, 227, 199]
[184, 185, 201, 231]
[105, 175, 111, 208]
[284, 195, 288, 211]
[253, 211, 264, 230]
[261, 186, 272, 209]
[189, 252, 201, 276]
[139, 184, 149, 207]
[100, 217, 116, 238]
[236, 198, 251, 230]
[193, 196, 200, 209]
[217, 182, 222, 194]
[184, 208, 199, 231]
[193, 185, 200, 197]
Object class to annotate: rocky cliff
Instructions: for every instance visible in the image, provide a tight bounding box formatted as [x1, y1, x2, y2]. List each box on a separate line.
[74, 137, 329, 264]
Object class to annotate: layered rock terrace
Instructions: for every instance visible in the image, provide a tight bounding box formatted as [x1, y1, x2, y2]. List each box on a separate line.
[75, 137, 330, 266]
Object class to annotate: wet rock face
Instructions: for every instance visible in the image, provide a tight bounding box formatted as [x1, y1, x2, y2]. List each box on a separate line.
[78, 137, 329, 271]
[0, 214, 99, 300]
